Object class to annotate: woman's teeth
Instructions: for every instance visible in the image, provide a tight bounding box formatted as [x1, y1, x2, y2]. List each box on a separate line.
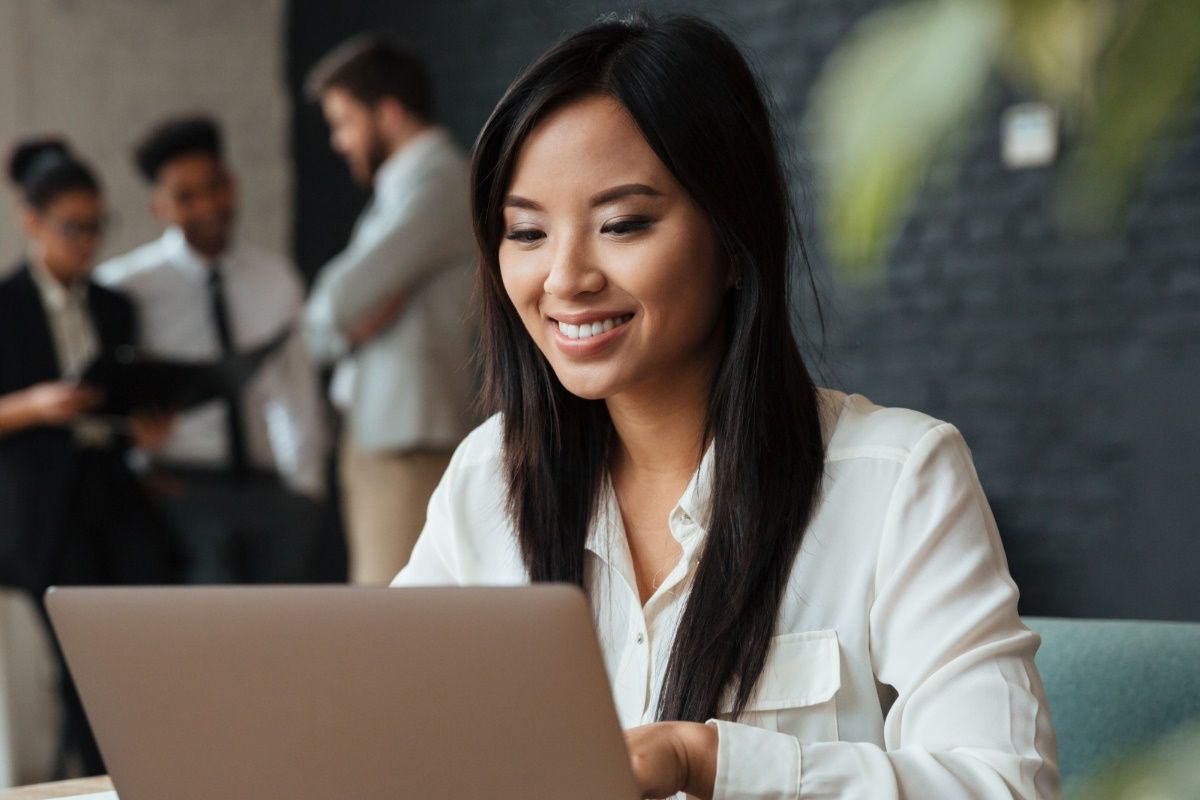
[557, 315, 633, 340]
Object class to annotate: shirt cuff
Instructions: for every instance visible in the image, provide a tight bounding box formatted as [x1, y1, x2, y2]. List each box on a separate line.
[302, 302, 352, 363]
[707, 719, 802, 800]
[318, 326, 352, 361]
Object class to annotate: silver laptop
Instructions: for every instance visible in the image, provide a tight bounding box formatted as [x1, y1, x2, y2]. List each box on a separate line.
[46, 585, 639, 799]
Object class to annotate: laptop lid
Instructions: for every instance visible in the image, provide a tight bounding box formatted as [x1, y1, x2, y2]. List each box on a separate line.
[46, 585, 639, 800]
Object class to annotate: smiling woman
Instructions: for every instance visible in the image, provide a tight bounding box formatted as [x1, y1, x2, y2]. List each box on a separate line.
[393, 12, 1059, 800]
[499, 94, 727, 405]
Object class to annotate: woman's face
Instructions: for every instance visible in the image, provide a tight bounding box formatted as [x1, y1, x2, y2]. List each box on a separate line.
[24, 189, 105, 283]
[499, 94, 729, 403]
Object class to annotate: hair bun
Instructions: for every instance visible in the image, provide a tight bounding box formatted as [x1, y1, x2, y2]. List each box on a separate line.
[7, 137, 72, 187]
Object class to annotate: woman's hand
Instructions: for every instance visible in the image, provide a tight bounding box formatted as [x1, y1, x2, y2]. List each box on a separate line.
[625, 721, 718, 799]
[0, 381, 100, 437]
[24, 381, 101, 425]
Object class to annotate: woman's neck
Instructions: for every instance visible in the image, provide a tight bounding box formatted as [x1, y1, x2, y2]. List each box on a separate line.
[605, 357, 717, 606]
[33, 252, 79, 289]
[605, 359, 715, 480]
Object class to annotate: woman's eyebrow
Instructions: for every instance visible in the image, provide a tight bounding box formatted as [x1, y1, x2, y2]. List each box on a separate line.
[503, 195, 543, 211]
[502, 183, 662, 212]
[590, 183, 662, 207]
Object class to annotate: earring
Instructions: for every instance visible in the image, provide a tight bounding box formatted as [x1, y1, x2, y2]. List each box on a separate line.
[734, 276, 744, 291]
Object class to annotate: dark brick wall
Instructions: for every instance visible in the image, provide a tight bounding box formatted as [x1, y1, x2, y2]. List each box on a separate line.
[288, 0, 1200, 620]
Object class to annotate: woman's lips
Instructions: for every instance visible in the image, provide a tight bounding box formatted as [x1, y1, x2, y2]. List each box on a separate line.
[547, 313, 634, 355]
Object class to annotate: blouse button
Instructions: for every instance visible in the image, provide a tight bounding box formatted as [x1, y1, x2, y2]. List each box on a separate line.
[635, 633, 645, 645]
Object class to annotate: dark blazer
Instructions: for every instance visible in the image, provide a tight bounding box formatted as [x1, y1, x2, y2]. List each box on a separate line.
[0, 262, 173, 593]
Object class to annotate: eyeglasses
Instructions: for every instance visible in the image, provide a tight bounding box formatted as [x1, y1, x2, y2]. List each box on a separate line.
[43, 212, 114, 242]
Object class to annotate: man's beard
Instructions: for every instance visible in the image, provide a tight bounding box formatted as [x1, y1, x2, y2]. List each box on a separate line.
[357, 129, 392, 185]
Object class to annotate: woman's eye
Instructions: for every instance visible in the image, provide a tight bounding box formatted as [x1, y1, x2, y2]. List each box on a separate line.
[504, 229, 545, 243]
[602, 217, 654, 236]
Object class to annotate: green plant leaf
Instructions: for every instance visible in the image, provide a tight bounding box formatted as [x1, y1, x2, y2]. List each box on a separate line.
[1002, 0, 1118, 113]
[808, 0, 1007, 277]
[1058, 0, 1200, 232]
[1068, 723, 1200, 800]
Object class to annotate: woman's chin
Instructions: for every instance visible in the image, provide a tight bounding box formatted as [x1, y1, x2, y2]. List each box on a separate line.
[553, 370, 621, 402]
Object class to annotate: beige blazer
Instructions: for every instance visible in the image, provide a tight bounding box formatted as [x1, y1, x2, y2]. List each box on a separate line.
[304, 128, 477, 453]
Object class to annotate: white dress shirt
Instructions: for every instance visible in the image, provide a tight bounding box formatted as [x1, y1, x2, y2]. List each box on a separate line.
[304, 127, 477, 452]
[96, 228, 327, 498]
[28, 258, 98, 379]
[28, 259, 116, 447]
[393, 389, 1060, 799]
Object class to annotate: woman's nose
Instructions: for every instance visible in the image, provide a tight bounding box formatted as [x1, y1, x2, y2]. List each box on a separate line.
[542, 232, 605, 298]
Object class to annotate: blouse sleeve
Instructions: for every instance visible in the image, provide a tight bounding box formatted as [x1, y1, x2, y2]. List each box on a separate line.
[707, 423, 1060, 800]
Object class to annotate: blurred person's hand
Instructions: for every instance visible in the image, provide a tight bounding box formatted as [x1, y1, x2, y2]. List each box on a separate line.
[23, 381, 102, 426]
[130, 410, 175, 452]
[349, 286, 408, 346]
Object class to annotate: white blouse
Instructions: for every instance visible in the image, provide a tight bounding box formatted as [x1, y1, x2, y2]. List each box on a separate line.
[392, 389, 1060, 799]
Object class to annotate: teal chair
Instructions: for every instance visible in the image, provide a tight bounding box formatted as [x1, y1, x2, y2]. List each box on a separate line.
[1024, 617, 1200, 792]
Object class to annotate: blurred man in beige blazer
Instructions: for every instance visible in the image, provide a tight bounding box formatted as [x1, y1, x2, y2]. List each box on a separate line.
[304, 35, 475, 584]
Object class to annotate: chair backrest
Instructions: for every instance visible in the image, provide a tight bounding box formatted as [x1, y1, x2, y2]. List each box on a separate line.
[1025, 616, 1200, 790]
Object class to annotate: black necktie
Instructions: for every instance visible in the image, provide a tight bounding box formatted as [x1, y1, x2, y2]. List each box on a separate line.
[206, 265, 249, 475]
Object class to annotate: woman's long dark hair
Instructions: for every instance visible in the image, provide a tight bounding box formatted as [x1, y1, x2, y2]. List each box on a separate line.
[471, 13, 826, 723]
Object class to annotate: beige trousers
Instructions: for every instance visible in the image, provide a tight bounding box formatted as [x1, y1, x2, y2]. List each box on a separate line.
[339, 435, 453, 585]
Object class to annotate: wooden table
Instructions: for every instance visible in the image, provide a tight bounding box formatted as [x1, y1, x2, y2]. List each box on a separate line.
[0, 776, 113, 799]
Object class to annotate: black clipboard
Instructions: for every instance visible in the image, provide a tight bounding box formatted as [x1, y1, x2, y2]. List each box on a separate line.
[80, 326, 291, 416]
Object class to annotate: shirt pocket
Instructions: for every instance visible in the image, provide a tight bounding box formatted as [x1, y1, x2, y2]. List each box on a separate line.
[717, 629, 841, 742]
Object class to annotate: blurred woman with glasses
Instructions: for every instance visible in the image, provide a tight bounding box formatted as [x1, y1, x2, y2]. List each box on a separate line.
[0, 137, 178, 777]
